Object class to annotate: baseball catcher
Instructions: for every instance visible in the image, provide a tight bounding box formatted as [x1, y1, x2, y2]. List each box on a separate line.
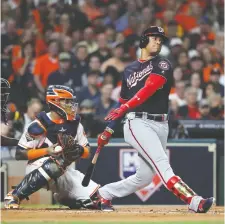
[4, 85, 100, 209]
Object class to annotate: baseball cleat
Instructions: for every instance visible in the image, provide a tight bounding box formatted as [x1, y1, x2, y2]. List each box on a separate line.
[100, 198, 114, 212]
[91, 191, 114, 212]
[53, 193, 96, 210]
[4, 191, 20, 209]
[197, 197, 215, 213]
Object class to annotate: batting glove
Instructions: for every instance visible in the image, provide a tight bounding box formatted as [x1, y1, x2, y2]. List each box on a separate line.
[105, 104, 129, 121]
[97, 127, 114, 147]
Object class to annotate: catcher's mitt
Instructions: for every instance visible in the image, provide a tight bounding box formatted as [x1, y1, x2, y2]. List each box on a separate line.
[57, 133, 84, 163]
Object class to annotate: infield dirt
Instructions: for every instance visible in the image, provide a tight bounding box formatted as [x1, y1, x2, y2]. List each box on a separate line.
[1, 205, 224, 223]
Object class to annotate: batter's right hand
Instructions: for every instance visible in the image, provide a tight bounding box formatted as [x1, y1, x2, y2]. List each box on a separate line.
[97, 127, 114, 147]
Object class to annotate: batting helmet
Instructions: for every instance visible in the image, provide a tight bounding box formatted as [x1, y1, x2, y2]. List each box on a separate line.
[139, 26, 168, 49]
[46, 85, 78, 121]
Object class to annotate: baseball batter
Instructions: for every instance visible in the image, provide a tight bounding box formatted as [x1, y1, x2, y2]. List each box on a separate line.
[96, 26, 214, 212]
[4, 85, 99, 209]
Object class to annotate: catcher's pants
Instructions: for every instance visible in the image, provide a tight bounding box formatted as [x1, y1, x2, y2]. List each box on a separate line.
[26, 157, 99, 200]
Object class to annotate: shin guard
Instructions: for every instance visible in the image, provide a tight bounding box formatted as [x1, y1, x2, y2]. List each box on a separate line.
[12, 157, 64, 202]
[167, 176, 197, 204]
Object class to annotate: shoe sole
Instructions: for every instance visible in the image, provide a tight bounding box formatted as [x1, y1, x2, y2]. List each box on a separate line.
[101, 209, 115, 212]
[4, 204, 19, 209]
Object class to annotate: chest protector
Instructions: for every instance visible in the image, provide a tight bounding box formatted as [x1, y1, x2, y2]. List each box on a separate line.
[28, 111, 80, 146]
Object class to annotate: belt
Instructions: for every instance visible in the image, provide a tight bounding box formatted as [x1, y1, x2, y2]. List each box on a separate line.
[132, 112, 168, 122]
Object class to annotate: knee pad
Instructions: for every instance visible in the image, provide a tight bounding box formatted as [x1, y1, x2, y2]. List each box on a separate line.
[12, 157, 65, 201]
[41, 157, 65, 180]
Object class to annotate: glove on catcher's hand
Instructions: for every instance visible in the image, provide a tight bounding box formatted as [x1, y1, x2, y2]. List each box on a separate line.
[57, 133, 84, 163]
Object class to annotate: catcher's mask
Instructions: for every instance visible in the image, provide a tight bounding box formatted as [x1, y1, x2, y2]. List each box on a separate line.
[46, 85, 78, 121]
[1, 78, 10, 124]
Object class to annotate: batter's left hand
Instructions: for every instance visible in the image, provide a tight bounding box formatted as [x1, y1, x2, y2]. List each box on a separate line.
[105, 104, 129, 121]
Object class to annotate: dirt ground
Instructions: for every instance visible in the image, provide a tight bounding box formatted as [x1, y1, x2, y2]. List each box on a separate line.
[1, 205, 224, 223]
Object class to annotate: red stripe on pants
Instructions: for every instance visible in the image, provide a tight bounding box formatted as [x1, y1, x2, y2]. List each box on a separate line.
[128, 120, 166, 185]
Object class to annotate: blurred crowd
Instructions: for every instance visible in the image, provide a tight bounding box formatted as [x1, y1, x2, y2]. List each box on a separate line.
[1, 0, 224, 140]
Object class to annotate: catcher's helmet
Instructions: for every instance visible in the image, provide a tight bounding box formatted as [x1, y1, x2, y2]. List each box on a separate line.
[139, 26, 168, 49]
[1, 78, 10, 124]
[46, 85, 78, 121]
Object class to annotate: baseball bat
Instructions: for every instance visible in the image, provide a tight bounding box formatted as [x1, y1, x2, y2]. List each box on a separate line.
[82, 146, 102, 187]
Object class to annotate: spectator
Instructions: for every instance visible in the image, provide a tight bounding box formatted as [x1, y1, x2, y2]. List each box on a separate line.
[73, 45, 89, 85]
[92, 16, 106, 34]
[103, 66, 121, 101]
[103, 66, 120, 87]
[105, 25, 117, 45]
[173, 67, 184, 83]
[78, 27, 98, 54]
[47, 6, 57, 30]
[47, 52, 82, 92]
[80, 0, 103, 21]
[12, 42, 35, 78]
[62, 36, 76, 65]
[208, 93, 224, 120]
[1, 2, 11, 31]
[203, 82, 218, 99]
[189, 50, 204, 74]
[123, 14, 140, 58]
[141, 7, 154, 27]
[104, 3, 128, 32]
[168, 38, 183, 66]
[169, 100, 180, 119]
[67, 0, 91, 31]
[33, 40, 59, 99]
[1, 19, 19, 57]
[168, 100, 189, 139]
[177, 50, 191, 80]
[94, 83, 117, 120]
[71, 29, 82, 46]
[57, 13, 71, 36]
[10, 42, 37, 111]
[12, 98, 43, 139]
[201, 47, 213, 66]
[189, 17, 216, 49]
[88, 55, 102, 73]
[169, 81, 187, 106]
[43, 24, 54, 44]
[101, 43, 125, 73]
[209, 68, 224, 96]
[166, 20, 184, 39]
[190, 73, 203, 101]
[198, 99, 211, 120]
[79, 99, 105, 138]
[178, 87, 199, 119]
[77, 71, 100, 103]
[89, 33, 112, 63]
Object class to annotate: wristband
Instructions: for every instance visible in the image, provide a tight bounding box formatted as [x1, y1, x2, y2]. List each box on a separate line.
[105, 127, 114, 134]
[27, 148, 48, 160]
[81, 146, 90, 158]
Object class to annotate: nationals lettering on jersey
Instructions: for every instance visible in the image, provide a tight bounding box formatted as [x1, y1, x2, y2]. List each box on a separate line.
[120, 56, 173, 114]
[127, 63, 153, 88]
